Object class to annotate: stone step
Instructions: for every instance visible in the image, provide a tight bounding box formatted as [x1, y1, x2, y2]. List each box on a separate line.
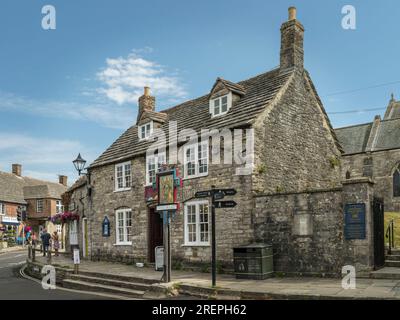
[388, 249, 400, 256]
[370, 267, 400, 280]
[68, 274, 151, 291]
[62, 279, 145, 299]
[77, 270, 160, 285]
[385, 260, 400, 268]
[385, 255, 400, 261]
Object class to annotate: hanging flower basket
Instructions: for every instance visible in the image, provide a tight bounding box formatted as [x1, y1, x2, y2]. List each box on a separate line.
[50, 212, 79, 225]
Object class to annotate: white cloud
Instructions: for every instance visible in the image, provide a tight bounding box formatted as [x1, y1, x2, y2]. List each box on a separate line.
[0, 92, 135, 130]
[97, 51, 187, 105]
[0, 133, 95, 184]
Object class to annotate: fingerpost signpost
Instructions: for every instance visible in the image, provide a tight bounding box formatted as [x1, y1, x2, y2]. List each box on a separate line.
[195, 186, 237, 287]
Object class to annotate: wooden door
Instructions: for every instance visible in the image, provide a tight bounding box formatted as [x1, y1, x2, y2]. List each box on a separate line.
[148, 208, 163, 262]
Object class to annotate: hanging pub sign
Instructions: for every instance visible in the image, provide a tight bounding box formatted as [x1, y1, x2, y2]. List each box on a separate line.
[156, 168, 180, 212]
[102, 216, 110, 237]
[344, 203, 366, 240]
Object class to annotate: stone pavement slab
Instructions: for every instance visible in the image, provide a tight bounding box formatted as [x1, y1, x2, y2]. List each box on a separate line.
[32, 255, 400, 300]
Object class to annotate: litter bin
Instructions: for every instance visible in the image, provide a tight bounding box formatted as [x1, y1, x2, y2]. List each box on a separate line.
[233, 243, 273, 279]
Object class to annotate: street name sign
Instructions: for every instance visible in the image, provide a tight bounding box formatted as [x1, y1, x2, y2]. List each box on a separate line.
[214, 200, 237, 208]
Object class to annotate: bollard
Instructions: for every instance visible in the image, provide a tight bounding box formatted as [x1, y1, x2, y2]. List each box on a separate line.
[32, 247, 36, 262]
[28, 244, 32, 260]
[74, 264, 79, 275]
[47, 249, 52, 264]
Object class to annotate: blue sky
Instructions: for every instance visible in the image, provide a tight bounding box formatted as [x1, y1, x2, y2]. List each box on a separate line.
[1, 0, 400, 184]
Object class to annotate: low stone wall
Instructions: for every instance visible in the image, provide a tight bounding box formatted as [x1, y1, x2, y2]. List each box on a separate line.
[25, 260, 73, 285]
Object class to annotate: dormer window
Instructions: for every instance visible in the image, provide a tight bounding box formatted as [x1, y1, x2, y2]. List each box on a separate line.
[210, 93, 232, 117]
[139, 121, 153, 140]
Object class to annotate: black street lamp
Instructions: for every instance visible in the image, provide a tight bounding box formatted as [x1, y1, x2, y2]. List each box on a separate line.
[73, 153, 87, 176]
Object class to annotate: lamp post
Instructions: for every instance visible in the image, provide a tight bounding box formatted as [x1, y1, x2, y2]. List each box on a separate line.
[73, 153, 87, 176]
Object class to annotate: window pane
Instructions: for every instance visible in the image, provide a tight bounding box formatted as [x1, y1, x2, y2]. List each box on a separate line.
[199, 204, 209, 243]
[124, 164, 131, 188]
[117, 166, 123, 189]
[394, 170, 400, 197]
[186, 205, 197, 243]
[221, 96, 228, 112]
[125, 211, 132, 242]
[186, 147, 196, 176]
[198, 143, 208, 174]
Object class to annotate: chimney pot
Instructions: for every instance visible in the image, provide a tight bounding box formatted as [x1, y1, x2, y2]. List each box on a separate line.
[12, 164, 22, 177]
[59, 175, 68, 187]
[144, 86, 150, 96]
[288, 7, 297, 21]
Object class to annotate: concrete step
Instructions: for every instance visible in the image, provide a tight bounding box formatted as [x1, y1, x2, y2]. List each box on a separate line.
[68, 274, 151, 291]
[62, 279, 145, 299]
[385, 255, 400, 261]
[77, 270, 160, 285]
[385, 260, 400, 268]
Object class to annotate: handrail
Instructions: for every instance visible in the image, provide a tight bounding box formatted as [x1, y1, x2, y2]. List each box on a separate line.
[386, 219, 395, 255]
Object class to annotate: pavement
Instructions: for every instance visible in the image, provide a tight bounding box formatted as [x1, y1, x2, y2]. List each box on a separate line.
[0, 250, 115, 299]
[33, 254, 400, 300]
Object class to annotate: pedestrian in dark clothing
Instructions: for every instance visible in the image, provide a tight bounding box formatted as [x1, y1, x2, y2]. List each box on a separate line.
[40, 229, 51, 257]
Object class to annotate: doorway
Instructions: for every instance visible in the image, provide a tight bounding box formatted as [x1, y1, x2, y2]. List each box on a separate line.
[148, 208, 163, 262]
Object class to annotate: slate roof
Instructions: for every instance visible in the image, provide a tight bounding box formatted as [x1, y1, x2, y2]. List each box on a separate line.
[335, 123, 372, 154]
[90, 67, 295, 168]
[67, 176, 87, 193]
[335, 118, 400, 154]
[0, 171, 67, 204]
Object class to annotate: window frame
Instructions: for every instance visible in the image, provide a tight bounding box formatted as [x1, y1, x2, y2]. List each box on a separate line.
[114, 161, 132, 192]
[209, 93, 232, 118]
[394, 166, 400, 198]
[115, 208, 133, 245]
[36, 199, 44, 213]
[56, 200, 64, 214]
[138, 121, 154, 141]
[145, 152, 166, 186]
[0, 202, 5, 216]
[184, 200, 210, 246]
[184, 141, 209, 179]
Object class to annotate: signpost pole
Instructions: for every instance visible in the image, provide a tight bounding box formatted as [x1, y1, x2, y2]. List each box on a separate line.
[162, 210, 171, 283]
[211, 185, 216, 287]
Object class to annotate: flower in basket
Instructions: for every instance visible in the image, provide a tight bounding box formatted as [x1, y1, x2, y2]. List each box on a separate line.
[60, 211, 80, 223]
[50, 213, 63, 225]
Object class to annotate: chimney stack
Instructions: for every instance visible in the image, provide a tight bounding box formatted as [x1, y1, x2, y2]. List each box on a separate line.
[12, 164, 22, 177]
[59, 175, 68, 186]
[137, 86, 155, 123]
[280, 7, 304, 70]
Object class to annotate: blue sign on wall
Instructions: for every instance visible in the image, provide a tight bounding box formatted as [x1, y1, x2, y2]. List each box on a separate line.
[344, 203, 366, 240]
[102, 216, 110, 237]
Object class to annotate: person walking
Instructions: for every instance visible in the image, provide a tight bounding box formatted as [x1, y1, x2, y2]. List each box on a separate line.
[40, 229, 51, 257]
[52, 231, 60, 257]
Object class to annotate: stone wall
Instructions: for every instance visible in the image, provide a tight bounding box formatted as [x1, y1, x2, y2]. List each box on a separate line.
[253, 178, 377, 275]
[342, 149, 400, 211]
[253, 69, 342, 195]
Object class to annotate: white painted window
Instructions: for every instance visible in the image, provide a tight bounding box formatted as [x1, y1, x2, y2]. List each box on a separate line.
[115, 161, 132, 191]
[116, 208, 132, 245]
[36, 199, 44, 213]
[56, 224, 62, 234]
[56, 200, 64, 214]
[0, 203, 5, 215]
[139, 121, 153, 140]
[210, 93, 232, 117]
[146, 152, 166, 186]
[184, 201, 210, 246]
[184, 141, 208, 178]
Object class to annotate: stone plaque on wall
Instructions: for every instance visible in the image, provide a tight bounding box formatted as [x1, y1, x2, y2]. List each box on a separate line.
[292, 212, 313, 236]
[344, 203, 366, 240]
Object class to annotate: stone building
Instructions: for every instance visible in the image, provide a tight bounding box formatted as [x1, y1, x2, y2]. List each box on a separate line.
[0, 164, 67, 243]
[336, 96, 400, 212]
[68, 8, 386, 275]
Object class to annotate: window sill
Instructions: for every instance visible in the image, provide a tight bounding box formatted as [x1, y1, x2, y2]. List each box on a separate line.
[211, 111, 229, 118]
[183, 173, 209, 181]
[114, 188, 132, 193]
[113, 243, 132, 246]
[181, 244, 210, 247]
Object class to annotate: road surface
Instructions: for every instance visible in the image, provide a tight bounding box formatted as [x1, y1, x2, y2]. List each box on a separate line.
[0, 250, 112, 300]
